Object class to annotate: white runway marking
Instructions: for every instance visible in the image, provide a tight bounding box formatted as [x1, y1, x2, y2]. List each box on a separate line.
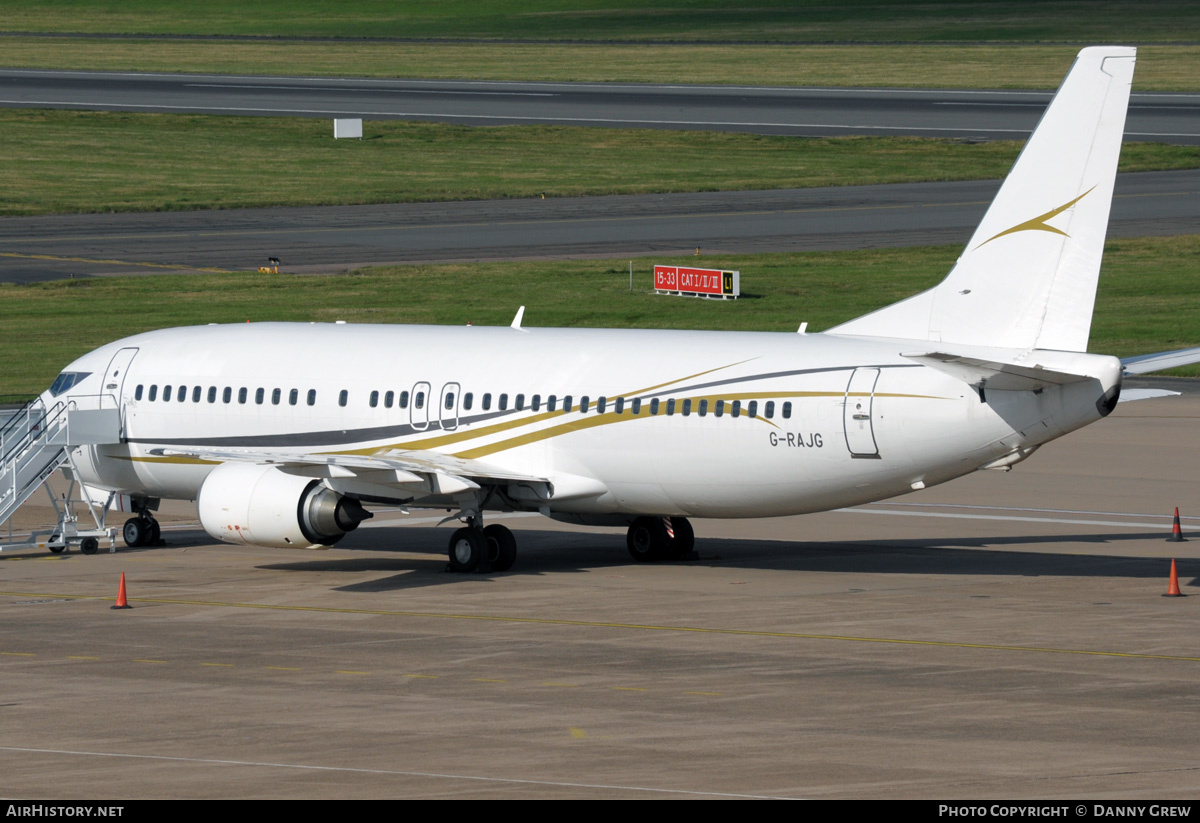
[0, 745, 797, 799]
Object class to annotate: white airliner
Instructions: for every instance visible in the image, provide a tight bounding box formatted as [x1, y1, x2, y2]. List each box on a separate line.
[8, 46, 1200, 570]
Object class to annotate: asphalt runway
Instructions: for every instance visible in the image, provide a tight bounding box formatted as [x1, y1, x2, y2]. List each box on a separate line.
[2, 394, 1200, 798]
[3, 169, 1200, 283]
[3, 69, 1199, 143]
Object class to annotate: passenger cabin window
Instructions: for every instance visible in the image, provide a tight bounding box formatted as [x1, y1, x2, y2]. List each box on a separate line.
[515, 394, 525, 411]
[238, 387, 247, 404]
[192, 386, 201, 403]
[207, 387, 217, 404]
[698, 399, 708, 417]
[614, 397, 624, 414]
[782, 401, 792, 419]
[134, 385, 143, 401]
[499, 393, 509, 411]
[256, 388, 265, 405]
[580, 396, 590, 413]
[384, 391, 394, 408]
[631, 398, 641, 414]
[748, 400, 758, 418]
[765, 401, 775, 419]
[148, 385, 157, 402]
[445, 392, 455, 410]
[415, 391, 425, 410]
[682, 399, 692, 416]
[715, 400, 724, 417]
[547, 395, 556, 412]
[667, 399, 676, 415]
[563, 396, 573, 413]
[650, 398, 660, 415]
[178, 386, 187, 403]
[289, 389, 298, 406]
[597, 397, 607, 414]
[308, 389, 317, 406]
[163, 386, 172, 402]
[271, 388, 281, 405]
[222, 387, 232, 404]
[463, 392, 473, 411]
[369, 390, 379, 408]
[399, 391, 409, 409]
[339, 390, 348, 407]
[731, 400, 741, 418]
[530, 394, 540, 412]
[482, 393, 492, 411]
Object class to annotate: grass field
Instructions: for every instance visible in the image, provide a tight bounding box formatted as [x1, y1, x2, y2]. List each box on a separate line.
[4, 236, 1199, 399]
[3, 110, 1197, 217]
[4, 1, 1200, 42]
[3, 39, 1199, 91]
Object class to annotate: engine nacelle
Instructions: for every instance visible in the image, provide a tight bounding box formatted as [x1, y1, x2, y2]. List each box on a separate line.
[198, 463, 371, 548]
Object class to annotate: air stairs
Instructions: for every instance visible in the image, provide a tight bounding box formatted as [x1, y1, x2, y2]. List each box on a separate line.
[1, 399, 124, 553]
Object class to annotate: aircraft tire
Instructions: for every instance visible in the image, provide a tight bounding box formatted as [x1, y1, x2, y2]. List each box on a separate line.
[148, 518, 161, 544]
[448, 527, 484, 573]
[483, 524, 517, 572]
[123, 517, 149, 548]
[664, 517, 695, 560]
[627, 516, 669, 562]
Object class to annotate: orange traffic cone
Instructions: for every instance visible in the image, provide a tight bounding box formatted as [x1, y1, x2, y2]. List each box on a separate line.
[111, 572, 132, 610]
[1167, 507, 1187, 542]
[1164, 559, 1185, 598]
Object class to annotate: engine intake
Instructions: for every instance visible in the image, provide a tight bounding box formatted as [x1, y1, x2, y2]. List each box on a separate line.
[198, 463, 371, 548]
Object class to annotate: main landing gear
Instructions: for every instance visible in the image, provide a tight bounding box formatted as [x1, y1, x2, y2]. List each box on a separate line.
[447, 520, 517, 574]
[626, 516, 696, 562]
[122, 514, 162, 548]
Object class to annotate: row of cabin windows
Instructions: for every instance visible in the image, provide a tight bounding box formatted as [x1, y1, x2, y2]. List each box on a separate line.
[365, 390, 790, 419]
[135, 384, 325, 407]
[135, 383, 794, 420]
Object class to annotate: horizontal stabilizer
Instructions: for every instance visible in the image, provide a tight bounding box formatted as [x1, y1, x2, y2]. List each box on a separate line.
[1119, 388, 1181, 403]
[1121, 346, 1200, 375]
[904, 351, 1096, 391]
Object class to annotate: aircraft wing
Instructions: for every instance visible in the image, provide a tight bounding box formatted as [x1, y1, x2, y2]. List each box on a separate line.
[1121, 346, 1200, 375]
[148, 445, 607, 503]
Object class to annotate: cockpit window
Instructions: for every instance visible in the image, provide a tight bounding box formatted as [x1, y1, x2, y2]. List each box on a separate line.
[49, 372, 90, 397]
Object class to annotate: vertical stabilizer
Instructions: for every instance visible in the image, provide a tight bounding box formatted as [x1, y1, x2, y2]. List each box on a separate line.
[829, 47, 1136, 351]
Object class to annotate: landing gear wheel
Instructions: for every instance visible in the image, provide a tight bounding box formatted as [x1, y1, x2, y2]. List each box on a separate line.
[663, 517, 695, 560]
[447, 527, 484, 573]
[123, 517, 149, 548]
[80, 537, 99, 555]
[148, 519, 161, 545]
[483, 524, 517, 572]
[627, 516, 669, 562]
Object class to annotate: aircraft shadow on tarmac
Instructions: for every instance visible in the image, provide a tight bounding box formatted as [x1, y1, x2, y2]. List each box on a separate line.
[222, 525, 1198, 593]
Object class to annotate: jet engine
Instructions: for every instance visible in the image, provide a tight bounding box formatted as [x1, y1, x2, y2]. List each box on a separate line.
[198, 463, 371, 548]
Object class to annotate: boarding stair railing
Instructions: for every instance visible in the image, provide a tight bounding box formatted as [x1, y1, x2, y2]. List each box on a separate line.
[0, 398, 124, 552]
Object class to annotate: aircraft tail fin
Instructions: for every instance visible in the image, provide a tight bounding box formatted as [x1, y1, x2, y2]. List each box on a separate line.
[828, 46, 1136, 351]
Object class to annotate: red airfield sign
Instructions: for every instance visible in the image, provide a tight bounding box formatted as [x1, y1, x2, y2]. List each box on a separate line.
[653, 265, 740, 299]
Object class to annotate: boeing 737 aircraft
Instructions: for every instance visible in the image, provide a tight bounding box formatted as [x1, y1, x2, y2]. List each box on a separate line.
[4, 46, 1199, 571]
